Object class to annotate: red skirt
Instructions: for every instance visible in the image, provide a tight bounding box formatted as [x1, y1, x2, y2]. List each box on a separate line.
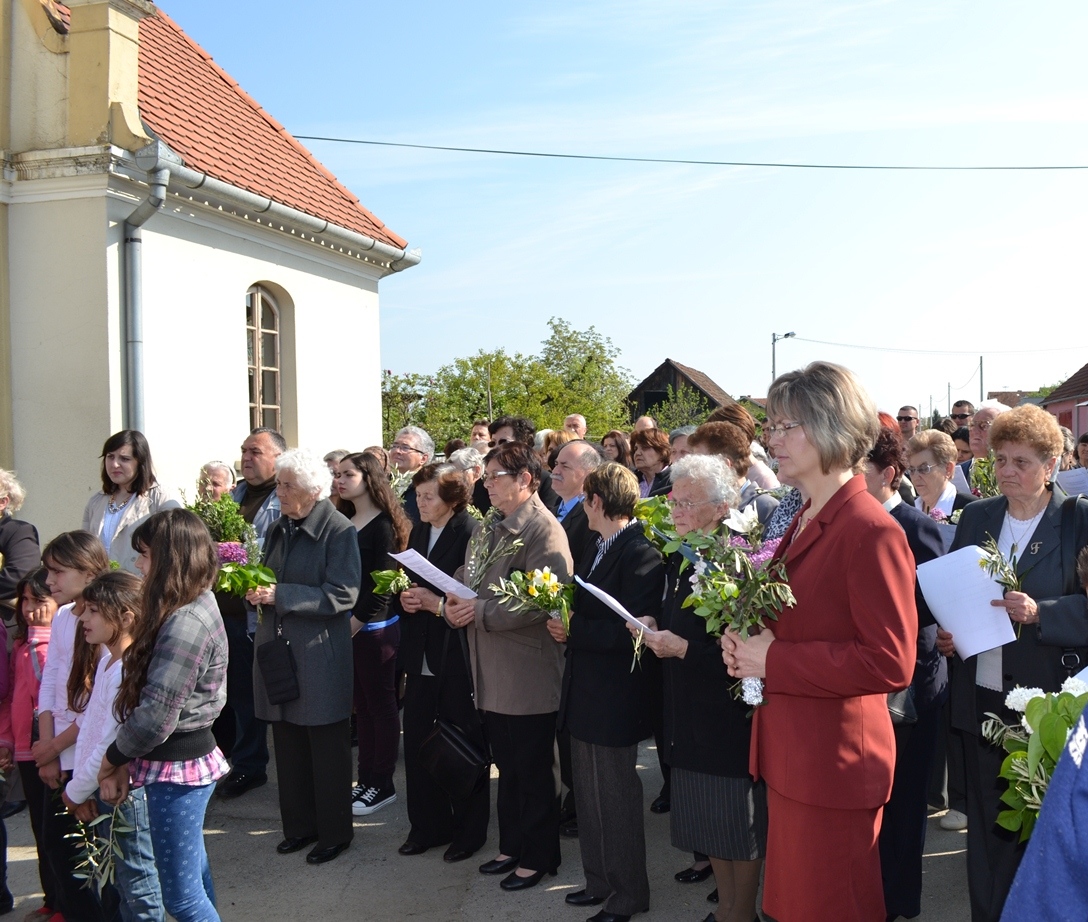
[762, 785, 886, 922]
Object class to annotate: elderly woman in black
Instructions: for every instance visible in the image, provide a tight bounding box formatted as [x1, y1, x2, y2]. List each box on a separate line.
[633, 455, 766, 922]
[0, 469, 41, 610]
[246, 448, 360, 865]
[547, 463, 663, 921]
[396, 464, 487, 862]
[938, 404, 1088, 921]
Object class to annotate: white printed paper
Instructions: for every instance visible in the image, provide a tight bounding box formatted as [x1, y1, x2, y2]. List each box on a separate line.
[916, 545, 1015, 659]
[950, 465, 971, 496]
[575, 576, 657, 633]
[390, 549, 478, 599]
[1056, 468, 1088, 498]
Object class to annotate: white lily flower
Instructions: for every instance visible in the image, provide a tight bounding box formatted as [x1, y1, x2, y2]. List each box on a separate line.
[726, 506, 760, 536]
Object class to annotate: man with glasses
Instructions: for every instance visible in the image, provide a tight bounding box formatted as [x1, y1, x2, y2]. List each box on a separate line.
[897, 406, 920, 439]
[950, 400, 975, 428]
[389, 426, 434, 523]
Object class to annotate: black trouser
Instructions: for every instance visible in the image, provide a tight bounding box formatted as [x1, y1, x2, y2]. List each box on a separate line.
[272, 719, 353, 850]
[484, 710, 560, 873]
[401, 673, 489, 852]
[223, 612, 268, 775]
[38, 769, 106, 922]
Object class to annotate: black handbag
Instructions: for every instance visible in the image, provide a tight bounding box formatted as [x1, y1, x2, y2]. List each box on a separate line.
[1058, 492, 1088, 678]
[417, 627, 490, 800]
[256, 615, 300, 705]
[887, 687, 918, 726]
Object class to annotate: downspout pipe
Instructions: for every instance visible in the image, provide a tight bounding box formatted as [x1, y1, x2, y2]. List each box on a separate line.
[121, 164, 169, 432]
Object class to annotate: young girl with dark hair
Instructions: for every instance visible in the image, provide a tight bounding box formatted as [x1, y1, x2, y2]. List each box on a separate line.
[334, 451, 412, 815]
[81, 429, 179, 573]
[0, 570, 58, 920]
[98, 509, 227, 922]
[34, 532, 111, 922]
[62, 571, 163, 922]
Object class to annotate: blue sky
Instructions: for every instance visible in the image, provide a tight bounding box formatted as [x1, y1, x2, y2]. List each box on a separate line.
[168, 1, 1088, 414]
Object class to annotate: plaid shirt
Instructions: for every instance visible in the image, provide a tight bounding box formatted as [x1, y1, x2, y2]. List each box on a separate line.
[130, 748, 230, 787]
[111, 590, 227, 764]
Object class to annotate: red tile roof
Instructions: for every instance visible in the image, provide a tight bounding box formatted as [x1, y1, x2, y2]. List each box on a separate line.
[1042, 362, 1088, 405]
[136, 10, 407, 248]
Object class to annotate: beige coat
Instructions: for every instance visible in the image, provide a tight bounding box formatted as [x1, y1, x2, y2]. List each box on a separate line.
[82, 483, 180, 573]
[457, 491, 573, 715]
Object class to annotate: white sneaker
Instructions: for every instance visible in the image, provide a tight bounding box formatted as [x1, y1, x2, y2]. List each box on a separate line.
[940, 809, 967, 830]
[352, 783, 397, 816]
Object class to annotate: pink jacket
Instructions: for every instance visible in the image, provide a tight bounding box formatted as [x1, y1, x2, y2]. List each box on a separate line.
[0, 625, 51, 761]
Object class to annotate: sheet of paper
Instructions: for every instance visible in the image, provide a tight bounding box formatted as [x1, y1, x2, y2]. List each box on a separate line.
[950, 465, 971, 495]
[1056, 468, 1088, 497]
[575, 576, 657, 633]
[1073, 662, 1088, 686]
[916, 545, 1016, 659]
[390, 549, 477, 600]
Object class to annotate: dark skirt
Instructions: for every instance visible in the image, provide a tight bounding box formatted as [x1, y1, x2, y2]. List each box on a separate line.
[669, 767, 767, 860]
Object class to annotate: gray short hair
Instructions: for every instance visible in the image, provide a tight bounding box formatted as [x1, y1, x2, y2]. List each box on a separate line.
[275, 448, 332, 501]
[563, 440, 604, 471]
[396, 426, 434, 462]
[448, 447, 485, 475]
[200, 460, 236, 486]
[0, 469, 27, 514]
[669, 425, 697, 444]
[670, 454, 739, 508]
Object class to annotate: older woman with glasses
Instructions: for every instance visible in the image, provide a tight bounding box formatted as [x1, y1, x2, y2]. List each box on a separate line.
[722, 362, 917, 922]
[905, 430, 977, 520]
[444, 442, 573, 892]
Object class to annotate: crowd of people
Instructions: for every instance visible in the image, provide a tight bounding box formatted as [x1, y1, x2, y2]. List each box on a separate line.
[0, 363, 1085, 922]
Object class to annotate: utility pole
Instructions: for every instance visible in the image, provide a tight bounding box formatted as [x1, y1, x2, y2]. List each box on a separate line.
[771, 331, 795, 384]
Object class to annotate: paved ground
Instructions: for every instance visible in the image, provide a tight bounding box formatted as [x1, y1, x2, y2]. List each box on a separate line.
[3, 741, 971, 920]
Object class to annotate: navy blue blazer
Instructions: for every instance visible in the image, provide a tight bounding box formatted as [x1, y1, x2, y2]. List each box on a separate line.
[889, 502, 948, 710]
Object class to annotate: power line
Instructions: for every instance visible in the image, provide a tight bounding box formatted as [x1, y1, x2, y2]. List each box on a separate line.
[294, 135, 1088, 171]
[792, 336, 1086, 356]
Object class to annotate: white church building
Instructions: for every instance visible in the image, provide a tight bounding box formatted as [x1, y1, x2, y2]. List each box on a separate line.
[1, 0, 418, 540]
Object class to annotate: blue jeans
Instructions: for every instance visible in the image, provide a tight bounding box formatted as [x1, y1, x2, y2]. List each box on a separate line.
[144, 782, 219, 922]
[96, 787, 164, 922]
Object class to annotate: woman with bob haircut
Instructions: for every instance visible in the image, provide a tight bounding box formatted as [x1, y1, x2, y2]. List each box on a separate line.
[246, 448, 361, 866]
[905, 429, 976, 519]
[82, 430, 178, 573]
[397, 463, 488, 862]
[629, 428, 671, 498]
[722, 362, 917, 922]
[937, 404, 1088, 921]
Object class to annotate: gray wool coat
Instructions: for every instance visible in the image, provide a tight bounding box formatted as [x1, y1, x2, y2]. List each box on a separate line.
[253, 498, 361, 725]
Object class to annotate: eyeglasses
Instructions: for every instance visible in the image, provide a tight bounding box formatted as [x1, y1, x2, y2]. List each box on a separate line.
[670, 498, 714, 511]
[896, 416, 919, 424]
[950, 413, 972, 421]
[905, 463, 938, 476]
[481, 471, 513, 484]
[764, 421, 804, 438]
[970, 421, 993, 432]
[390, 442, 425, 454]
[487, 438, 512, 448]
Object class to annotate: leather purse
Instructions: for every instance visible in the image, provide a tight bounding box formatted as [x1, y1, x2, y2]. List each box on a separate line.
[256, 616, 300, 705]
[418, 627, 490, 800]
[887, 687, 918, 726]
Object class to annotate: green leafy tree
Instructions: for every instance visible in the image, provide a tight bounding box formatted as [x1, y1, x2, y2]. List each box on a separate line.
[646, 384, 712, 432]
[1031, 380, 1066, 398]
[381, 371, 431, 447]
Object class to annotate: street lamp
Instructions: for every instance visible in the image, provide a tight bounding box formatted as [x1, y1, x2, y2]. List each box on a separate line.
[771, 331, 795, 383]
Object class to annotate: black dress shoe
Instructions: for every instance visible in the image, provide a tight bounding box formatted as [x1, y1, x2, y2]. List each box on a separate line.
[587, 911, 631, 922]
[277, 835, 317, 854]
[306, 842, 350, 865]
[499, 868, 553, 891]
[217, 771, 267, 799]
[398, 840, 429, 856]
[707, 887, 718, 903]
[443, 845, 475, 863]
[650, 794, 670, 814]
[565, 890, 605, 907]
[675, 864, 713, 883]
[479, 855, 520, 875]
[560, 817, 579, 838]
[0, 801, 26, 820]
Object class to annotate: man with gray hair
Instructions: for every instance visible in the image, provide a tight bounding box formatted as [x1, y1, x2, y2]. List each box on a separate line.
[551, 440, 604, 571]
[564, 414, 588, 439]
[389, 425, 434, 523]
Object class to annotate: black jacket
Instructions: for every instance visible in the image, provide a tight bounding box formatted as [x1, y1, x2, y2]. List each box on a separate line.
[558, 525, 663, 748]
[398, 509, 477, 677]
[0, 516, 40, 603]
[560, 500, 598, 575]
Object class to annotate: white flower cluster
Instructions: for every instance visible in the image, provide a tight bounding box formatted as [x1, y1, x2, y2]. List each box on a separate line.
[741, 677, 764, 707]
[1004, 686, 1045, 713]
[1061, 676, 1088, 697]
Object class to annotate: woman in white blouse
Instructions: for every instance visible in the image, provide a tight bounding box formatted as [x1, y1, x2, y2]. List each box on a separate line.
[905, 430, 976, 519]
[82, 430, 178, 573]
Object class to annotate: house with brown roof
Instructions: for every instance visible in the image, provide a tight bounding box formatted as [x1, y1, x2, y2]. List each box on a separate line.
[1041, 362, 1088, 437]
[1, 0, 418, 536]
[628, 358, 735, 420]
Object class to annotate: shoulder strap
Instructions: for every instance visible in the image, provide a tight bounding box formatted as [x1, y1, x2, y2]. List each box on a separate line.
[28, 640, 44, 683]
[1060, 493, 1088, 597]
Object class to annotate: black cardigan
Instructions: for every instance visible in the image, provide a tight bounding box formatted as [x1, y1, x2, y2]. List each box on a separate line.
[558, 524, 664, 748]
[661, 553, 755, 778]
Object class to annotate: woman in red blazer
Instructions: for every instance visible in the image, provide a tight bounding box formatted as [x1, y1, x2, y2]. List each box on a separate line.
[723, 362, 917, 922]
